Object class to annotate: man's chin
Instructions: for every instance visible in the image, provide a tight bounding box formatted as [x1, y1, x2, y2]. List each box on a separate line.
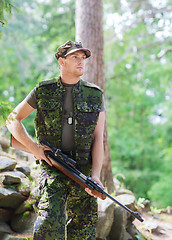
[76, 71, 84, 77]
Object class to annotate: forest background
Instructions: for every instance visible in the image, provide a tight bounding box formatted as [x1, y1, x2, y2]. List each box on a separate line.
[0, 0, 172, 208]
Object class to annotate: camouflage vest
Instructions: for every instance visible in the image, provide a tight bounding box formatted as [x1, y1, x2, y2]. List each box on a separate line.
[35, 76, 103, 165]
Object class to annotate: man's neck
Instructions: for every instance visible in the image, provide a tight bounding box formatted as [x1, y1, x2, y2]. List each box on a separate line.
[60, 73, 81, 85]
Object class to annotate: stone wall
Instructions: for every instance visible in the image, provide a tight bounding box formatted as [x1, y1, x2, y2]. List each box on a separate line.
[0, 137, 144, 240]
[0, 149, 38, 240]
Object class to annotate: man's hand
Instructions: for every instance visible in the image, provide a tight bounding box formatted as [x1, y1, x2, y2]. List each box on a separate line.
[31, 144, 53, 166]
[85, 176, 106, 200]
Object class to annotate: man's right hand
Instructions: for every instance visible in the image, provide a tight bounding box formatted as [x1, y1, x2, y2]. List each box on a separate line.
[31, 143, 53, 166]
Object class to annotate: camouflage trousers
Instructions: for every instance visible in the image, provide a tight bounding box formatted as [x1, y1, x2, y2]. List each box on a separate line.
[33, 162, 98, 240]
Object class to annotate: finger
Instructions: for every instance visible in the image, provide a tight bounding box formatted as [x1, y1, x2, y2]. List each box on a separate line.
[43, 155, 53, 166]
[85, 188, 97, 198]
[35, 153, 53, 167]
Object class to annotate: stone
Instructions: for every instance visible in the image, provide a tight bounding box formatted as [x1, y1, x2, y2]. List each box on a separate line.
[15, 198, 36, 214]
[0, 172, 21, 185]
[17, 178, 31, 197]
[10, 211, 36, 233]
[142, 199, 151, 212]
[127, 223, 144, 239]
[116, 194, 136, 211]
[113, 177, 121, 189]
[0, 208, 14, 222]
[107, 206, 128, 240]
[16, 165, 31, 176]
[115, 194, 137, 223]
[0, 136, 9, 149]
[96, 198, 114, 239]
[116, 188, 133, 196]
[10, 171, 26, 178]
[0, 187, 27, 208]
[0, 157, 16, 172]
[0, 221, 13, 234]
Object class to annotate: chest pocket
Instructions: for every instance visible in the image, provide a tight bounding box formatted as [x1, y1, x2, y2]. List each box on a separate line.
[76, 101, 101, 128]
[77, 102, 101, 112]
[36, 98, 62, 135]
[37, 98, 61, 110]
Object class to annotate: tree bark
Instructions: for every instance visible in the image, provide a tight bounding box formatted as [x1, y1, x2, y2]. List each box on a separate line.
[75, 0, 114, 193]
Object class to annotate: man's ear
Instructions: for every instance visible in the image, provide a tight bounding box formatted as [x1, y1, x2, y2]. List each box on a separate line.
[58, 57, 65, 66]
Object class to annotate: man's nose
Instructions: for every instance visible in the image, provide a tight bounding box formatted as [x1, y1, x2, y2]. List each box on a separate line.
[78, 58, 85, 64]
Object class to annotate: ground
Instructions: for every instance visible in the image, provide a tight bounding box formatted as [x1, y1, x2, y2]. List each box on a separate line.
[134, 211, 172, 240]
[10, 212, 172, 240]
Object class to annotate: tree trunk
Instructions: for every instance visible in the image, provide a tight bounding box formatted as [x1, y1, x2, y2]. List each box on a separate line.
[75, 0, 114, 193]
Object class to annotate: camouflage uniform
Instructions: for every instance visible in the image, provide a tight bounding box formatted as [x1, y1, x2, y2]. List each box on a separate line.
[33, 76, 103, 240]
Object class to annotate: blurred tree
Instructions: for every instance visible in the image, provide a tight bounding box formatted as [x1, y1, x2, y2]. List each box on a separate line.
[75, 0, 114, 193]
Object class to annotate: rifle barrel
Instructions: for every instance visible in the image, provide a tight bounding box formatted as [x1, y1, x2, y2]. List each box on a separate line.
[104, 192, 144, 222]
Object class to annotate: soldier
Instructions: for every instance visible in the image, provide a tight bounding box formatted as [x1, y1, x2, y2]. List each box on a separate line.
[6, 40, 105, 240]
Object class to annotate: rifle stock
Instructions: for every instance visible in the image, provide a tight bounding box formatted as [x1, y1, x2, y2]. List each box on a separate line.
[41, 139, 144, 222]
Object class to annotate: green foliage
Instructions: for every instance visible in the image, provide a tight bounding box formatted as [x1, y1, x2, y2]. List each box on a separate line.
[24, 199, 36, 209]
[147, 147, 172, 207]
[0, 0, 13, 24]
[0, 101, 14, 126]
[123, 169, 162, 199]
[0, 0, 18, 26]
[148, 176, 172, 208]
[104, 0, 172, 207]
[135, 233, 147, 240]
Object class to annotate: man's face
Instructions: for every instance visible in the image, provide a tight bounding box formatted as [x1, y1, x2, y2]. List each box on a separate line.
[62, 50, 87, 77]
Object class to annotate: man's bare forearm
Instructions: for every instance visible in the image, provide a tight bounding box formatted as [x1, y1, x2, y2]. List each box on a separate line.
[6, 100, 39, 153]
[6, 116, 37, 153]
[91, 137, 104, 179]
[91, 111, 105, 179]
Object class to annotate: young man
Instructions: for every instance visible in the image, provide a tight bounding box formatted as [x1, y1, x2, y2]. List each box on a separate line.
[6, 40, 105, 239]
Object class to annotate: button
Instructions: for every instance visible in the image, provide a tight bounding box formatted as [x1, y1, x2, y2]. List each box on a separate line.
[82, 106, 87, 111]
[93, 105, 98, 110]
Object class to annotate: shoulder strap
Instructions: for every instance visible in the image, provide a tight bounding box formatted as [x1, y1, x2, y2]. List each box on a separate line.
[80, 79, 103, 92]
[37, 77, 59, 87]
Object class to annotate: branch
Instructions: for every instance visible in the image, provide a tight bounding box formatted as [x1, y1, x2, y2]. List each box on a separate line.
[113, 47, 134, 65]
[133, 7, 172, 26]
[113, 38, 172, 65]
[137, 38, 172, 51]
[0, 20, 5, 25]
[157, 46, 172, 58]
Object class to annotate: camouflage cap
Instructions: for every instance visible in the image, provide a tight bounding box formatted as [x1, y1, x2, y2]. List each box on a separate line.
[55, 40, 91, 60]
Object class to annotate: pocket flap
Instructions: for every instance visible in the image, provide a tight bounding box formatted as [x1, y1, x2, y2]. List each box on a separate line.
[77, 102, 101, 112]
[38, 99, 59, 110]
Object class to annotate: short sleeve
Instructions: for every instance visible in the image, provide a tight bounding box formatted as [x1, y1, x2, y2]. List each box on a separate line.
[25, 87, 37, 109]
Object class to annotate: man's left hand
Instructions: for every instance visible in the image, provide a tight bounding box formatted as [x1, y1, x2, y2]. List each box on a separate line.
[85, 176, 106, 200]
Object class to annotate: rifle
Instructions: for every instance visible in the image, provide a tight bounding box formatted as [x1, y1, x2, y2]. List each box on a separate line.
[40, 139, 144, 222]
